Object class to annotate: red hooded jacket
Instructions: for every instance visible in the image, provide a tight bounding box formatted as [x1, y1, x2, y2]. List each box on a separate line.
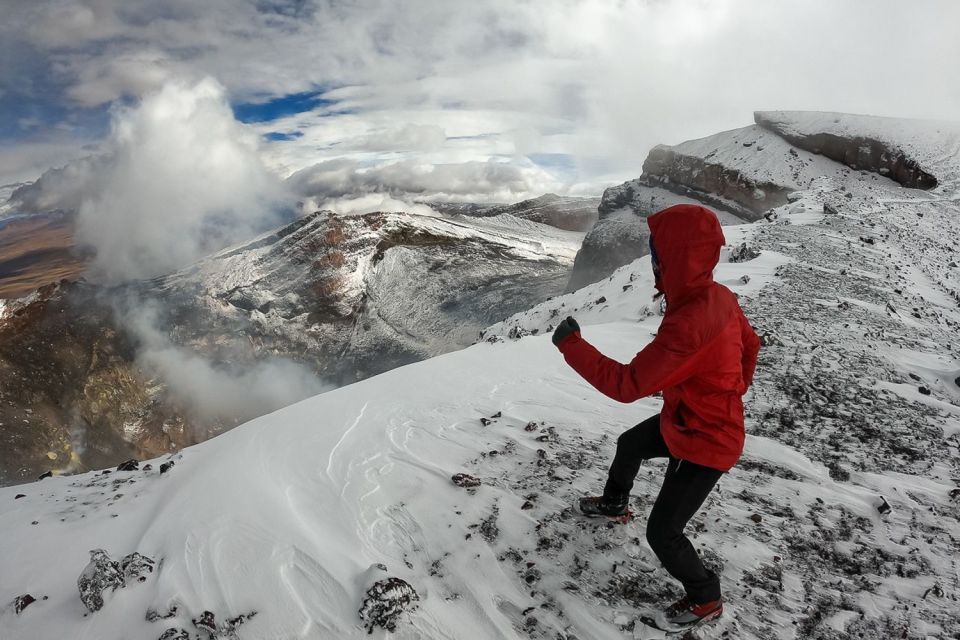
[558, 204, 760, 472]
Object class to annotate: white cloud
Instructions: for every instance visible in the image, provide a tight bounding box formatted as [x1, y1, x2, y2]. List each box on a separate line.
[286, 157, 563, 204]
[120, 301, 329, 422]
[66, 77, 290, 282]
[311, 194, 440, 217]
[4, 0, 960, 199]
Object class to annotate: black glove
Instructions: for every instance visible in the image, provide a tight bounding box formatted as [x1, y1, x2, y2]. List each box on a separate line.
[552, 316, 580, 347]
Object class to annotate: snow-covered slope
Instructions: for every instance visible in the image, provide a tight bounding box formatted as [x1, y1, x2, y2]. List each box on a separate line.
[3, 114, 960, 639]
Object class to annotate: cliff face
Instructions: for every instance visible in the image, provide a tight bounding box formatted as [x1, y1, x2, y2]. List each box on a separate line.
[565, 183, 735, 292]
[754, 111, 943, 190]
[0, 210, 579, 485]
[640, 144, 789, 221]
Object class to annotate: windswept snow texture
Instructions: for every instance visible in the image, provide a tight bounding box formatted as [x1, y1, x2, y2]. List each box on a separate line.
[2, 116, 960, 639]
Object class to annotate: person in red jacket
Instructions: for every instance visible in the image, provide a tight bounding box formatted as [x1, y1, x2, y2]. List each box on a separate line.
[552, 203, 760, 630]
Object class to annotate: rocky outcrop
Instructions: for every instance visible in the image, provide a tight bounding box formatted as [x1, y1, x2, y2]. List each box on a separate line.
[641, 145, 788, 220]
[566, 181, 739, 292]
[358, 576, 420, 633]
[567, 207, 650, 292]
[755, 111, 938, 190]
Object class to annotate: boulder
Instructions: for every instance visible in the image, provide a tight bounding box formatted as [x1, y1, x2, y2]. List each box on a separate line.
[78, 550, 124, 613]
[358, 577, 420, 633]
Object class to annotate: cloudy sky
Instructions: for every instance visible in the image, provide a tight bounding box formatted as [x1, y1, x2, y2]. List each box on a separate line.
[2, 0, 959, 204]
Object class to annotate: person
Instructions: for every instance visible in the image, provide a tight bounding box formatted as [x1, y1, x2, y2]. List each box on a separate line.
[551, 203, 760, 630]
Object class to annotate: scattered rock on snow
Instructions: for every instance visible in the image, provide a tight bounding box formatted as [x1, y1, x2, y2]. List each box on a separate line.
[192, 610, 217, 635]
[78, 549, 157, 612]
[877, 496, 892, 514]
[14, 493, 25, 499]
[158, 628, 190, 640]
[358, 577, 420, 634]
[13, 594, 36, 614]
[750, 513, 763, 524]
[78, 550, 124, 613]
[159, 461, 175, 475]
[117, 459, 139, 471]
[121, 552, 156, 583]
[451, 473, 481, 488]
[730, 242, 761, 263]
[146, 605, 178, 622]
[38, 471, 52, 480]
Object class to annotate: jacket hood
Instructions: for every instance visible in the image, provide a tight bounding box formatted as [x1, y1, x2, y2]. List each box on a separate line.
[647, 204, 725, 303]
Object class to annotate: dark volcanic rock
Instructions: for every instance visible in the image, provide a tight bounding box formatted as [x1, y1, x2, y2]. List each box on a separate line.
[192, 610, 217, 635]
[116, 459, 139, 471]
[359, 577, 420, 633]
[641, 145, 785, 220]
[78, 549, 156, 612]
[146, 605, 179, 622]
[78, 549, 124, 613]
[13, 594, 36, 614]
[452, 473, 481, 488]
[120, 552, 155, 583]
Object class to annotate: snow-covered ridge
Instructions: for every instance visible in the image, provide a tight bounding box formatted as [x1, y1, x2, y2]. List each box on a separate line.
[755, 111, 960, 193]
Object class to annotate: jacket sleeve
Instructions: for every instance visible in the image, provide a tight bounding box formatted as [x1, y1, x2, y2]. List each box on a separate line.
[739, 313, 760, 389]
[557, 314, 702, 403]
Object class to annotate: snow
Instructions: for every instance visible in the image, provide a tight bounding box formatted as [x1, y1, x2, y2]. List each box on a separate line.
[756, 111, 960, 193]
[665, 124, 875, 192]
[3, 113, 960, 639]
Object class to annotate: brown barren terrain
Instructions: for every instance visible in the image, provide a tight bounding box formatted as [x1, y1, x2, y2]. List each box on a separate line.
[0, 214, 87, 298]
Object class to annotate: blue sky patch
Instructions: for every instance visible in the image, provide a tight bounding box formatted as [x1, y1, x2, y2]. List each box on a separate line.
[232, 90, 336, 123]
[263, 131, 304, 142]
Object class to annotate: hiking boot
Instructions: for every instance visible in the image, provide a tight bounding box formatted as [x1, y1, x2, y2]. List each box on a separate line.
[662, 595, 723, 627]
[578, 495, 628, 517]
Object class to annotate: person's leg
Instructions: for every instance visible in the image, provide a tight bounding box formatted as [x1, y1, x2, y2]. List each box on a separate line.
[603, 414, 670, 500]
[645, 458, 724, 604]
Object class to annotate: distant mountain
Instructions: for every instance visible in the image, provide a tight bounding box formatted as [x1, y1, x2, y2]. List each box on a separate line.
[431, 193, 600, 232]
[0, 210, 580, 485]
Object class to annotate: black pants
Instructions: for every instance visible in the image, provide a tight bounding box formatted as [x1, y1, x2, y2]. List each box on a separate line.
[604, 413, 723, 604]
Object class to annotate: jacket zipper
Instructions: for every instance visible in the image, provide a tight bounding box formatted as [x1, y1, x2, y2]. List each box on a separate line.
[676, 459, 684, 473]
